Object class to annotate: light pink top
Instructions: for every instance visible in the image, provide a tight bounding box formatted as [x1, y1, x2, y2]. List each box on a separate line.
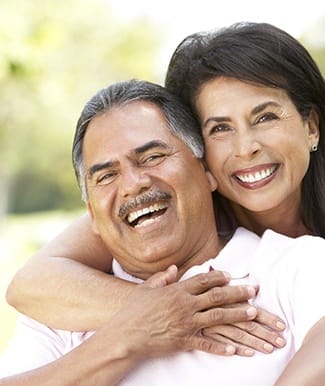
[1, 228, 324, 385]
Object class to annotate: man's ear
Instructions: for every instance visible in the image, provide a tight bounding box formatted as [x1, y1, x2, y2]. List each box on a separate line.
[206, 170, 218, 192]
[199, 158, 218, 192]
[86, 201, 100, 235]
[307, 108, 320, 145]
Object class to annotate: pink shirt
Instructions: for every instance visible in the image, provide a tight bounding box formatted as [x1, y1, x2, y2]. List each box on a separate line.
[1, 228, 324, 385]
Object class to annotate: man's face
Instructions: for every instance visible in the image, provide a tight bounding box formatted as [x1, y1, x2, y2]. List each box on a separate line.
[84, 101, 217, 278]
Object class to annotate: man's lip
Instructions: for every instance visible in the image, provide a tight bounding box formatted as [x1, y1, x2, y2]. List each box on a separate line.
[126, 202, 169, 225]
[232, 163, 279, 189]
[118, 191, 171, 220]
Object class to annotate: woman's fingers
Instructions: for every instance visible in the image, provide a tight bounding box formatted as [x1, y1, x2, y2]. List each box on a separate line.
[202, 319, 286, 355]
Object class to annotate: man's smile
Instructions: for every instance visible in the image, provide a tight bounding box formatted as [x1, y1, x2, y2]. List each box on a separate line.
[118, 190, 171, 228]
[127, 202, 169, 227]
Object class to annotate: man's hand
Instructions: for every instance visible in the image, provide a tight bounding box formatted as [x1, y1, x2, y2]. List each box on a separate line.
[110, 266, 260, 358]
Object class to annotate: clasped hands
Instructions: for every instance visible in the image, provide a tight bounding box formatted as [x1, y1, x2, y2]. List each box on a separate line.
[107, 265, 286, 360]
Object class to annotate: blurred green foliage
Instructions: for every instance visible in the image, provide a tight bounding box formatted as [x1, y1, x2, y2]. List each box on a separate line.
[0, 0, 163, 219]
[0, 210, 83, 352]
[301, 18, 325, 78]
[0, 2, 324, 220]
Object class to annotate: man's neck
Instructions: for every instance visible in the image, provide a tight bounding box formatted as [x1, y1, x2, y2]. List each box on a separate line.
[175, 234, 227, 279]
[113, 232, 226, 281]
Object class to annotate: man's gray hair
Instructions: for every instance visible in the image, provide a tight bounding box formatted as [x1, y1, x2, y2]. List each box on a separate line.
[72, 79, 205, 201]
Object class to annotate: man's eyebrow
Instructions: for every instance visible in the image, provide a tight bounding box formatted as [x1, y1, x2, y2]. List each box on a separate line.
[134, 140, 171, 155]
[86, 141, 170, 179]
[87, 160, 117, 180]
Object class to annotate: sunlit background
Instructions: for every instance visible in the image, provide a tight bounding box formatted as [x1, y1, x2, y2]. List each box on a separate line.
[1, 0, 324, 352]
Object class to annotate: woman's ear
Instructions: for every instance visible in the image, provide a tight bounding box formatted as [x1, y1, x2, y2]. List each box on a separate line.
[205, 170, 218, 192]
[86, 201, 100, 235]
[307, 108, 320, 144]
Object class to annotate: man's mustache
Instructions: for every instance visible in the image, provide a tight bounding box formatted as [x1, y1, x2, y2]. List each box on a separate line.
[118, 191, 171, 219]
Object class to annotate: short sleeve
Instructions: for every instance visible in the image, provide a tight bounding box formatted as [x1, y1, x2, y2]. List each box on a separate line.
[0, 315, 67, 377]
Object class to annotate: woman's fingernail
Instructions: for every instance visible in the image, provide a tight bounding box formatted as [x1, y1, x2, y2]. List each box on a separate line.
[263, 343, 274, 353]
[247, 286, 256, 297]
[225, 345, 236, 354]
[246, 306, 257, 317]
[276, 321, 286, 330]
[276, 337, 286, 347]
[244, 348, 255, 356]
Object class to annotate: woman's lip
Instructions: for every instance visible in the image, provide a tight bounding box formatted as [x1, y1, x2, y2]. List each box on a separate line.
[232, 163, 279, 189]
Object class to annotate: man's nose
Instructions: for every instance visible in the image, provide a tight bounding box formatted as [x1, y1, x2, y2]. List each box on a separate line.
[119, 165, 152, 197]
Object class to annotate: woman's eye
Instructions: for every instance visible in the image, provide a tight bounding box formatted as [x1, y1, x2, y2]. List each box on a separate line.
[257, 113, 278, 123]
[209, 124, 230, 135]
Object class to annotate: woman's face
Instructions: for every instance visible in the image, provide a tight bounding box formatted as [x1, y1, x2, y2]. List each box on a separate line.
[196, 77, 319, 214]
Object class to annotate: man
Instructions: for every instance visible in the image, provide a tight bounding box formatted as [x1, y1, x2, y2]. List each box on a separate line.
[0, 80, 260, 384]
[1, 80, 324, 385]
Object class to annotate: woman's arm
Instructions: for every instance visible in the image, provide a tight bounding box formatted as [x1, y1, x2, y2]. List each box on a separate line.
[6, 213, 134, 331]
[0, 268, 255, 386]
[0, 333, 139, 386]
[275, 316, 325, 385]
[6, 213, 286, 353]
[0, 269, 186, 386]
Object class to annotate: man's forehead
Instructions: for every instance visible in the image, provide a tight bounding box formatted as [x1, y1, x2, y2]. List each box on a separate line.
[85, 102, 181, 149]
[88, 101, 170, 133]
[83, 102, 189, 167]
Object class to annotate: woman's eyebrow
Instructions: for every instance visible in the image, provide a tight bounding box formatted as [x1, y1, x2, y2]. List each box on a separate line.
[202, 101, 282, 127]
[202, 115, 231, 128]
[251, 101, 281, 115]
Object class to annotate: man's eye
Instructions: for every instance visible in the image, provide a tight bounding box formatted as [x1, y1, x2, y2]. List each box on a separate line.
[142, 153, 166, 164]
[96, 172, 117, 185]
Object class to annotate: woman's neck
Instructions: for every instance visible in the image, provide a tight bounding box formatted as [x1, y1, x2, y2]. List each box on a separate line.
[230, 202, 312, 238]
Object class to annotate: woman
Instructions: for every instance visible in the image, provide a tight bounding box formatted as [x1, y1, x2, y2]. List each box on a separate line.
[165, 22, 325, 239]
[6, 22, 325, 355]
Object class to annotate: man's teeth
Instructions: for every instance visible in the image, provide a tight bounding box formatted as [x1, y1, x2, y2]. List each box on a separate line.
[236, 166, 276, 183]
[127, 203, 167, 224]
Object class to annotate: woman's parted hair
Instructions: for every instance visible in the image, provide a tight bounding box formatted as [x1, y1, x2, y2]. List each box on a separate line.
[165, 22, 325, 237]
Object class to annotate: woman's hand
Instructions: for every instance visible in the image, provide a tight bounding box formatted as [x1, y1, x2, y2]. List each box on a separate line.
[202, 307, 286, 356]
